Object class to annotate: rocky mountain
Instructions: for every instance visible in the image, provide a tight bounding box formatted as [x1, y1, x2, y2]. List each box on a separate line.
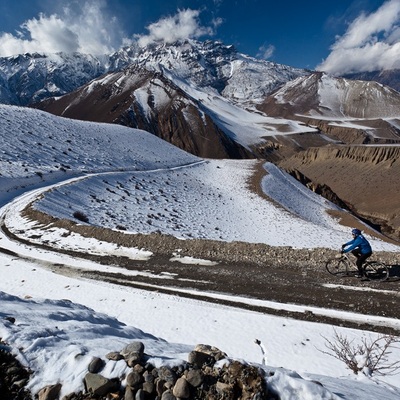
[343, 69, 400, 93]
[37, 65, 251, 159]
[258, 72, 400, 150]
[32, 40, 312, 159]
[0, 39, 307, 107]
[0, 52, 107, 105]
[260, 71, 400, 119]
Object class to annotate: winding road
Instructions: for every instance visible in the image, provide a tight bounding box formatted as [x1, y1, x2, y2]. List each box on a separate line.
[1, 173, 400, 336]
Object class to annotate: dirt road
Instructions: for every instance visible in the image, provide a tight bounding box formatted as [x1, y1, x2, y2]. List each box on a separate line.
[2, 214, 400, 335]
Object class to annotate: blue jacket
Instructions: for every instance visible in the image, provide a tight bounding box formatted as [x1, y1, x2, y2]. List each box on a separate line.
[343, 234, 372, 255]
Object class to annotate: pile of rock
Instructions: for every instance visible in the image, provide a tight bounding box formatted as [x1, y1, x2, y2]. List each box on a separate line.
[39, 342, 271, 400]
[0, 337, 32, 400]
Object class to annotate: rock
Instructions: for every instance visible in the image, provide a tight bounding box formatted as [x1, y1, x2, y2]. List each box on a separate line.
[38, 383, 62, 400]
[143, 369, 154, 383]
[158, 366, 178, 384]
[188, 350, 214, 367]
[121, 341, 145, 364]
[185, 368, 204, 387]
[106, 351, 124, 361]
[194, 344, 227, 361]
[124, 385, 135, 400]
[142, 380, 155, 394]
[135, 388, 146, 400]
[172, 376, 190, 398]
[88, 356, 104, 373]
[84, 372, 118, 396]
[161, 389, 177, 400]
[126, 370, 143, 388]
[216, 381, 234, 398]
[155, 377, 167, 397]
[0, 341, 32, 400]
[133, 363, 145, 374]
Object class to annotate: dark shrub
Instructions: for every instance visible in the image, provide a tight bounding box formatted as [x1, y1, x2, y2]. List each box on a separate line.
[73, 211, 89, 223]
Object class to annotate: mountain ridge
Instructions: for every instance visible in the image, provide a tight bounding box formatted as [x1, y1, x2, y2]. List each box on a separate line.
[0, 39, 308, 107]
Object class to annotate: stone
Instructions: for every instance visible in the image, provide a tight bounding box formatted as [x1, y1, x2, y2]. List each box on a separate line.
[124, 386, 135, 400]
[158, 366, 177, 384]
[155, 377, 166, 397]
[106, 351, 124, 361]
[126, 370, 143, 388]
[135, 388, 146, 400]
[142, 380, 155, 394]
[216, 381, 234, 397]
[126, 356, 141, 367]
[38, 383, 62, 400]
[84, 372, 118, 396]
[188, 350, 214, 368]
[185, 369, 204, 387]
[194, 344, 227, 360]
[88, 356, 104, 373]
[121, 342, 145, 366]
[143, 370, 154, 383]
[172, 376, 190, 398]
[161, 389, 177, 400]
[121, 342, 145, 360]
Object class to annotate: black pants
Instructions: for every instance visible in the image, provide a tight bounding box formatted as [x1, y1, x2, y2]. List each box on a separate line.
[351, 250, 372, 274]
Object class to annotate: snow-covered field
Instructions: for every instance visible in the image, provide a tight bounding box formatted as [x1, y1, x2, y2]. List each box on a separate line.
[1, 104, 399, 399]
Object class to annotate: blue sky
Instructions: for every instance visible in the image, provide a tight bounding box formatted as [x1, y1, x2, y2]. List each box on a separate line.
[0, 0, 399, 74]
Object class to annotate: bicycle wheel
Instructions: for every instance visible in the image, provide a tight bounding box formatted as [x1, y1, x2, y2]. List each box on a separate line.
[363, 261, 389, 281]
[325, 258, 351, 277]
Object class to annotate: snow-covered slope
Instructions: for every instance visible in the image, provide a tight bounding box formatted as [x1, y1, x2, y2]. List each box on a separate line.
[1, 104, 400, 400]
[2, 289, 400, 399]
[1, 104, 397, 252]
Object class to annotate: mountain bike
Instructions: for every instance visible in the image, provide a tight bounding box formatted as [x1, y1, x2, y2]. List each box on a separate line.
[325, 251, 389, 281]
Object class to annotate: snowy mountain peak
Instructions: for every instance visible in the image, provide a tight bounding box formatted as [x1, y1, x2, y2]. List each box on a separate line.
[0, 39, 308, 107]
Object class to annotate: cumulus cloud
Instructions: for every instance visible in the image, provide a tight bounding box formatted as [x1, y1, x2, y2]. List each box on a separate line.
[0, 0, 126, 56]
[137, 9, 216, 47]
[317, 0, 400, 74]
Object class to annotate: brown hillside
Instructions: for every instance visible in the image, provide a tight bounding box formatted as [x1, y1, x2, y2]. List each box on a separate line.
[279, 145, 400, 240]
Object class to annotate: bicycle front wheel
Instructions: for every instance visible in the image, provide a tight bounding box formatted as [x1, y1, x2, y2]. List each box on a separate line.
[326, 258, 350, 277]
[363, 262, 389, 281]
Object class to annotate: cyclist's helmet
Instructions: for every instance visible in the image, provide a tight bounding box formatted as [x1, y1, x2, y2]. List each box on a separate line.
[351, 228, 361, 236]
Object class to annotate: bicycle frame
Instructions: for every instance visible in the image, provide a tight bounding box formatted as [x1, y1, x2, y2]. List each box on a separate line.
[340, 252, 359, 269]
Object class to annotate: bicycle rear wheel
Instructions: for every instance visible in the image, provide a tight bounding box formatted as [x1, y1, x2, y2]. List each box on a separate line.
[363, 261, 389, 281]
[325, 258, 350, 277]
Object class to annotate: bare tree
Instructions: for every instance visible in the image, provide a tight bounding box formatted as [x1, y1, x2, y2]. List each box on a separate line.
[320, 329, 400, 377]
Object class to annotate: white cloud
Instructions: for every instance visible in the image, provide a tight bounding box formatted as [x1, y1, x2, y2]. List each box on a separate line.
[0, 0, 126, 56]
[317, 0, 400, 74]
[257, 44, 275, 60]
[137, 9, 216, 47]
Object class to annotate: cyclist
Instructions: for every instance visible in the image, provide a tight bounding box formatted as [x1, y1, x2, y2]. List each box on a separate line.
[341, 228, 372, 277]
